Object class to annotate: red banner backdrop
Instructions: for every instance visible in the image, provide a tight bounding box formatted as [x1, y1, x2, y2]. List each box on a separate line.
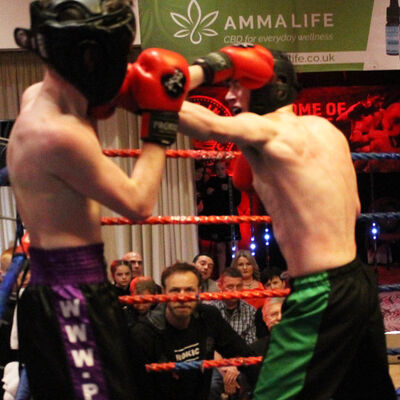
[190, 84, 400, 173]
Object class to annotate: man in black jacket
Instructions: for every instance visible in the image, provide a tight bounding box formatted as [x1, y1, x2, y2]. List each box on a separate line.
[130, 262, 259, 400]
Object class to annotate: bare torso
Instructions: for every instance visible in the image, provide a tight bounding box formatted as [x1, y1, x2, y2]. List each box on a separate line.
[240, 109, 361, 277]
[179, 100, 361, 277]
[8, 69, 168, 252]
[7, 79, 102, 249]
[8, 67, 168, 253]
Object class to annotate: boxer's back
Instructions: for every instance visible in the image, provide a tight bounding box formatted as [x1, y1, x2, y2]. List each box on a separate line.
[7, 80, 102, 249]
[243, 111, 361, 277]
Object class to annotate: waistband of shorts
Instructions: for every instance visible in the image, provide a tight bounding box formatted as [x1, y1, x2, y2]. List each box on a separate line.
[29, 243, 107, 285]
[290, 257, 362, 290]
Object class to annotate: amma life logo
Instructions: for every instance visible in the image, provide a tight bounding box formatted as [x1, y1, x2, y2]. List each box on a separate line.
[170, 0, 219, 44]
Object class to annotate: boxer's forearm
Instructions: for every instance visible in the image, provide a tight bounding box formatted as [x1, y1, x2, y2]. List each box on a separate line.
[188, 65, 206, 91]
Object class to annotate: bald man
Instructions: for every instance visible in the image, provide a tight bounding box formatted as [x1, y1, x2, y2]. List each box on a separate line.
[122, 252, 143, 278]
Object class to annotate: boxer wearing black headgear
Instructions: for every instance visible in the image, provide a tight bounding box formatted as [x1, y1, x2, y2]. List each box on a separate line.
[14, 0, 135, 106]
[249, 49, 300, 115]
[8, 1, 192, 399]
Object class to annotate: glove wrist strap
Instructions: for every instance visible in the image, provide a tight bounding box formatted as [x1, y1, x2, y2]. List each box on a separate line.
[141, 111, 178, 146]
[193, 52, 233, 85]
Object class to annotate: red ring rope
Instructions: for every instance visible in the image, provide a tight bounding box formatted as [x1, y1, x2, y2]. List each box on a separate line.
[101, 215, 271, 225]
[119, 288, 290, 305]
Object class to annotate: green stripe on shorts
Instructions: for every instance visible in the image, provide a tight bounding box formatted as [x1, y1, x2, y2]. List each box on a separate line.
[254, 271, 331, 400]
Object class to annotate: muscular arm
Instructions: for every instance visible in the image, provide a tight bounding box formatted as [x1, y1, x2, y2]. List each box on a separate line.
[188, 65, 206, 91]
[179, 100, 286, 148]
[47, 120, 166, 220]
[183, 49, 277, 145]
[179, 101, 249, 145]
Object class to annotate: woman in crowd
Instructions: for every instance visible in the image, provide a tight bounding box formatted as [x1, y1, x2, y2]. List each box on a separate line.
[230, 250, 264, 308]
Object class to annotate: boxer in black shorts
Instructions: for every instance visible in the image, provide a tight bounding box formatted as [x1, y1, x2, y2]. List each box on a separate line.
[9, 0, 190, 398]
[257, 258, 394, 399]
[18, 244, 138, 399]
[179, 50, 396, 398]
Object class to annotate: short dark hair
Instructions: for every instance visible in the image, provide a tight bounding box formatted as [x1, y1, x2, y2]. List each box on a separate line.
[260, 266, 284, 285]
[220, 267, 243, 280]
[192, 252, 214, 264]
[161, 262, 202, 288]
[130, 276, 157, 295]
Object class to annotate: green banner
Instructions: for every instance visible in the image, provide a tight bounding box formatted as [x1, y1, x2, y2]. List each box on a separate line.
[139, 0, 400, 72]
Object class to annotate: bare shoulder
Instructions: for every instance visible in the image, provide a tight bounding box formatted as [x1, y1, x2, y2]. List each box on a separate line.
[298, 113, 339, 129]
[232, 107, 305, 148]
[265, 109, 346, 142]
[49, 115, 97, 146]
[239, 108, 349, 162]
[20, 82, 43, 108]
[11, 110, 100, 169]
[298, 113, 349, 144]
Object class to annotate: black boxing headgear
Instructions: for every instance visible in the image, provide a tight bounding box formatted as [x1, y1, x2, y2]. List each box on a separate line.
[249, 50, 300, 115]
[14, 0, 135, 106]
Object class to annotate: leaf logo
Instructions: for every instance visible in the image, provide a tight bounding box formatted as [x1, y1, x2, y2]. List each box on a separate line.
[170, 0, 218, 44]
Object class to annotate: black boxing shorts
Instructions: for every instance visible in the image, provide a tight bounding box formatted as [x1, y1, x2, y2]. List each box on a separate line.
[254, 258, 396, 400]
[18, 243, 139, 400]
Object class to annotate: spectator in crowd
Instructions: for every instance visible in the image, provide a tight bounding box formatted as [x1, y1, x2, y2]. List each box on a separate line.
[122, 251, 144, 278]
[231, 250, 264, 309]
[253, 296, 287, 358]
[195, 161, 212, 247]
[217, 296, 286, 400]
[123, 276, 158, 327]
[261, 297, 284, 332]
[129, 262, 258, 400]
[1, 250, 31, 400]
[249, 297, 286, 387]
[366, 197, 400, 265]
[195, 161, 207, 214]
[193, 252, 219, 292]
[122, 251, 162, 293]
[261, 266, 286, 290]
[209, 267, 257, 400]
[110, 259, 133, 297]
[202, 161, 242, 276]
[213, 267, 257, 344]
[0, 247, 18, 399]
[0, 247, 13, 283]
[255, 266, 287, 338]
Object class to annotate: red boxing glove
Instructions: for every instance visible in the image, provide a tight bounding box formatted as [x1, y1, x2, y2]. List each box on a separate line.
[89, 49, 189, 146]
[232, 154, 254, 193]
[88, 63, 139, 119]
[88, 102, 117, 120]
[193, 44, 274, 89]
[129, 48, 189, 145]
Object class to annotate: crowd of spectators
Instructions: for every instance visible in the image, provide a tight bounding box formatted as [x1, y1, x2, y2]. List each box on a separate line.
[1, 245, 287, 400]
